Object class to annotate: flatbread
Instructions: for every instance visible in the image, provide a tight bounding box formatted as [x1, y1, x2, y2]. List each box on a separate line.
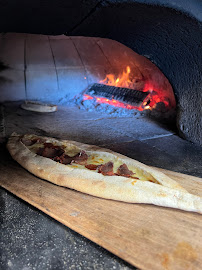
[21, 100, 57, 112]
[7, 133, 202, 214]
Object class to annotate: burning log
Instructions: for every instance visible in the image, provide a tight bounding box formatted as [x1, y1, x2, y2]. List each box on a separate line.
[85, 83, 151, 109]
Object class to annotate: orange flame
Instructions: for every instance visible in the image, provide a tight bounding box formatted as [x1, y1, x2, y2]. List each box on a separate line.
[97, 66, 152, 110]
[100, 66, 133, 88]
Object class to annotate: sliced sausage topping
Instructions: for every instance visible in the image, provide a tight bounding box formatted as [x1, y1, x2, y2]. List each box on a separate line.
[53, 153, 73, 164]
[71, 150, 88, 165]
[85, 164, 99, 170]
[37, 144, 64, 159]
[116, 163, 134, 177]
[98, 162, 114, 176]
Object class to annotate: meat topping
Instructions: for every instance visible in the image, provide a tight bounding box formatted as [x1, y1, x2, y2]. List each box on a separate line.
[98, 162, 114, 176]
[21, 138, 39, 146]
[116, 164, 134, 177]
[37, 144, 64, 159]
[33, 142, 140, 179]
[85, 164, 99, 170]
[43, 143, 55, 148]
[53, 153, 73, 164]
[71, 150, 88, 165]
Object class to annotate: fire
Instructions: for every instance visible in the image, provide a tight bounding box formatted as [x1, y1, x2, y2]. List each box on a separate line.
[100, 66, 133, 88]
[82, 66, 170, 111]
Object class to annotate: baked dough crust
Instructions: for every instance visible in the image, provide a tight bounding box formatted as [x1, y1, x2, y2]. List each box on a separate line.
[7, 133, 202, 214]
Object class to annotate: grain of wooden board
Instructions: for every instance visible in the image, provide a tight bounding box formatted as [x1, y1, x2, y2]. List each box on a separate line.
[1, 154, 202, 270]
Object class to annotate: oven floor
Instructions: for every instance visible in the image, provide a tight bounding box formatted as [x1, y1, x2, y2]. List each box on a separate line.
[1, 102, 202, 270]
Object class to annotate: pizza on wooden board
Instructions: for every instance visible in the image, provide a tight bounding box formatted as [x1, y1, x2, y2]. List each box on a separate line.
[7, 133, 202, 214]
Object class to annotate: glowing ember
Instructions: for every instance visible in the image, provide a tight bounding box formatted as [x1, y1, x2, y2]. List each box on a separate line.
[83, 94, 141, 110]
[83, 94, 93, 100]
